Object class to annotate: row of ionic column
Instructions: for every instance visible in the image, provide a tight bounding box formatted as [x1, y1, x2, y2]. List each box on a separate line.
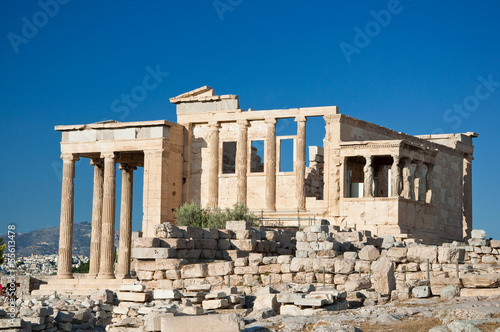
[57, 152, 136, 279]
[363, 155, 434, 203]
[205, 117, 307, 211]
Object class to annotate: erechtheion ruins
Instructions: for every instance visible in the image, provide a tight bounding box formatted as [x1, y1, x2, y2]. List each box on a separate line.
[54, 86, 477, 279]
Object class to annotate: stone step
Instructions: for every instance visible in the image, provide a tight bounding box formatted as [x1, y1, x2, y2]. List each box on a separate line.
[460, 287, 500, 297]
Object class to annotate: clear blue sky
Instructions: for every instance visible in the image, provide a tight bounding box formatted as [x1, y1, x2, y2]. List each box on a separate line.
[1, 1, 499, 239]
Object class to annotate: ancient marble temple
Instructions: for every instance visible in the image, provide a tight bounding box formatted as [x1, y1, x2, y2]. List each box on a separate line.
[54, 86, 476, 279]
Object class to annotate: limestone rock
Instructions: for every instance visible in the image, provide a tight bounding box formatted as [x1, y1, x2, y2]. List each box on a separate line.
[371, 257, 396, 296]
[438, 246, 465, 264]
[385, 247, 408, 263]
[471, 229, 487, 239]
[440, 285, 461, 300]
[358, 245, 380, 261]
[344, 277, 371, 292]
[226, 220, 251, 231]
[207, 261, 234, 276]
[181, 263, 208, 278]
[412, 286, 431, 298]
[407, 245, 438, 263]
[335, 259, 355, 274]
[461, 274, 499, 288]
[253, 294, 279, 313]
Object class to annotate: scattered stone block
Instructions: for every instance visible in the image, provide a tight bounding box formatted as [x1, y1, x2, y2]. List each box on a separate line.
[440, 285, 460, 300]
[120, 284, 146, 292]
[358, 245, 380, 261]
[202, 298, 229, 310]
[116, 291, 150, 302]
[161, 313, 242, 332]
[344, 277, 371, 292]
[226, 220, 251, 231]
[335, 259, 355, 274]
[471, 229, 487, 239]
[294, 298, 327, 307]
[412, 286, 431, 298]
[371, 257, 396, 296]
[154, 289, 182, 300]
[461, 274, 499, 288]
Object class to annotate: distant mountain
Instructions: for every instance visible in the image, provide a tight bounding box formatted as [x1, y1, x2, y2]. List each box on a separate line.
[0, 222, 119, 258]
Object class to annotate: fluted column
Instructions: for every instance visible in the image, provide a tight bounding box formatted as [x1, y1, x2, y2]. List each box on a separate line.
[207, 122, 219, 209]
[236, 120, 248, 204]
[98, 152, 117, 279]
[117, 163, 135, 279]
[391, 155, 402, 197]
[295, 116, 307, 210]
[57, 153, 79, 279]
[426, 163, 434, 203]
[265, 118, 277, 210]
[363, 156, 374, 197]
[402, 158, 414, 200]
[88, 158, 103, 277]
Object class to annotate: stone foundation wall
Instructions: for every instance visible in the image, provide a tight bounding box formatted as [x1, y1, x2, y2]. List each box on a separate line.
[133, 221, 500, 300]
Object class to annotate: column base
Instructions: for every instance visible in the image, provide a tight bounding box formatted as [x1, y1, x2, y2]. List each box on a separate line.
[57, 273, 74, 279]
[96, 273, 116, 279]
[116, 274, 131, 279]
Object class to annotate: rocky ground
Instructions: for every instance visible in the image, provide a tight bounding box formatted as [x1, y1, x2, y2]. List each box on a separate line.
[2, 291, 500, 331]
[245, 296, 500, 332]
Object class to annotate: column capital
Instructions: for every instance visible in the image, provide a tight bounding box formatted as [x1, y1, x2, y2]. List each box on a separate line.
[61, 153, 79, 162]
[237, 119, 249, 127]
[294, 116, 307, 123]
[207, 121, 220, 128]
[90, 158, 103, 167]
[101, 152, 117, 160]
[364, 155, 373, 164]
[119, 163, 137, 171]
[264, 118, 277, 125]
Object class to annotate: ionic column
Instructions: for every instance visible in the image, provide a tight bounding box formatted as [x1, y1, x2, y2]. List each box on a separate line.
[88, 158, 103, 277]
[391, 155, 402, 197]
[265, 118, 277, 210]
[117, 163, 135, 279]
[207, 122, 219, 209]
[98, 152, 117, 279]
[426, 163, 434, 203]
[57, 153, 79, 279]
[236, 120, 249, 204]
[295, 116, 307, 210]
[402, 158, 414, 200]
[363, 156, 374, 197]
[415, 161, 428, 202]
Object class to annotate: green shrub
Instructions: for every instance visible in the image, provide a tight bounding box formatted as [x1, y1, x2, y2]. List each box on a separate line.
[175, 202, 257, 229]
[176, 202, 206, 227]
